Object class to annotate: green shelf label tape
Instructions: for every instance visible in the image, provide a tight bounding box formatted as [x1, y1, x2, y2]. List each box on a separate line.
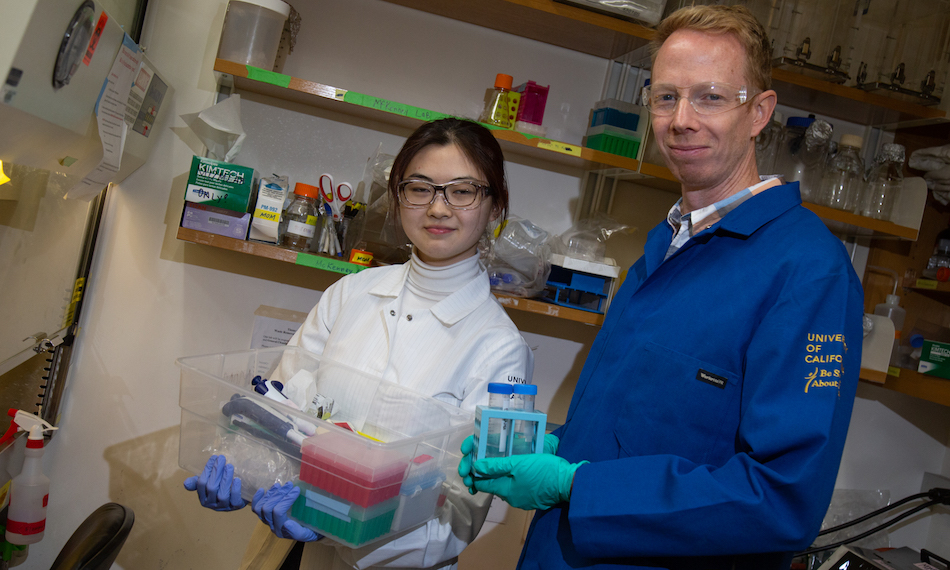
[343, 92, 450, 122]
[916, 279, 939, 289]
[246, 66, 292, 88]
[296, 253, 367, 275]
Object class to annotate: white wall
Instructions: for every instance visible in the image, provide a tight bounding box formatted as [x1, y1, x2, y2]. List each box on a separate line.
[27, 1, 950, 569]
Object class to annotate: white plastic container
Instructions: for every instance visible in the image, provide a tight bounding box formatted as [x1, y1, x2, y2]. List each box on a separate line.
[217, 0, 291, 70]
[176, 347, 473, 547]
[874, 294, 906, 369]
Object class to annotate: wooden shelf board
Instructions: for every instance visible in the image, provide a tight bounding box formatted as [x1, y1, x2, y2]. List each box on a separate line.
[494, 294, 605, 326]
[909, 282, 950, 295]
[875, 369, 950, 408]
[379, 0, 654, 60]
[859, 367, 887, 384]
[771, 68, 946, 126]
[802, 203, 919, 241]
[178, 226, 298, 263]
[178, 227, 603, 325]
[215, 59, 643, 174]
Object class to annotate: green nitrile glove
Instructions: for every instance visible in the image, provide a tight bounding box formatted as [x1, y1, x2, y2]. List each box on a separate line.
[459, 433, 561, 495]
[458, 435, 478, 493]
[471, 453, 587, 511]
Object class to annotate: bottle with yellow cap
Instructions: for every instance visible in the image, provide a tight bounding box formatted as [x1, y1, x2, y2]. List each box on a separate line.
[479, 73, 520, 129]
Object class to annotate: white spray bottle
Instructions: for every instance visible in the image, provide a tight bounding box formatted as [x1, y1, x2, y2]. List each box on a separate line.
[2, 409, 58, 545]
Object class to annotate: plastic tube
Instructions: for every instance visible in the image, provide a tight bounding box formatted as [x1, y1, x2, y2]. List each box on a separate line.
[486, 383, 513, 457]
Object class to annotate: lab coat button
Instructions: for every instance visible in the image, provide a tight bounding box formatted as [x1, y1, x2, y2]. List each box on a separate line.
[390, 310, 395, 316]
[407, 315, 413, 321]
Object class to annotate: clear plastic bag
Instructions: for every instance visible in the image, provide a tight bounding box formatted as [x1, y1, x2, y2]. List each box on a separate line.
[202, 431, 300, 502]
[486, 217, 552, 297]
[805, 488, 892, 566]
[356, 145, 411, 265]
[550, 214, 632, 263]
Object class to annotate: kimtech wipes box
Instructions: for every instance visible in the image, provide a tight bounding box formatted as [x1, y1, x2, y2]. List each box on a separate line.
[917, 340, 950, 380]
[185, 156, 256, 213]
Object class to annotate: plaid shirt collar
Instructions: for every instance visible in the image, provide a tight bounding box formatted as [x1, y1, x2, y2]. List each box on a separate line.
[665, 177, 783, 260]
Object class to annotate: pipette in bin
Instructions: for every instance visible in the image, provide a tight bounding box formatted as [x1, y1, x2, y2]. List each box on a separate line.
[223, 395, 307, 446]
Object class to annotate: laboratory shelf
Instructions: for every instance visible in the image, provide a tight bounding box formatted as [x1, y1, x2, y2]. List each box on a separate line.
[380, 0, 945, 127]
[213, 59, 641, 175]
[859, 368, 887, 385]
[379, 0, 656, 60]
[494, 294, 605, 326]
[176, 227, 367, 275]
[908, 281, 950, 294]
[802, 203, 920, 241]
[614, 162, 921, 240]
[872, 369, 950, 408]
[177, 227, 606, 326]
[770, 68, 946, 128]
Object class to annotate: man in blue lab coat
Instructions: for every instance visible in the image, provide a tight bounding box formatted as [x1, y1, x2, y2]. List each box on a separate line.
[460, 5, 864, 569]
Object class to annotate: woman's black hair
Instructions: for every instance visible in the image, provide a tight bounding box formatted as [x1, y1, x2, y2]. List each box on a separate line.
[388, 118, 510, 222]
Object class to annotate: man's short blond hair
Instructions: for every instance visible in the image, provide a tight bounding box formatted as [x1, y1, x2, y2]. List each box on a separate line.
[650, 5, 772, 92]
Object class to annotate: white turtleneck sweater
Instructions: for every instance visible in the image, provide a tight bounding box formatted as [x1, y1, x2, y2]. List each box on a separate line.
[395, 250, 482, 330]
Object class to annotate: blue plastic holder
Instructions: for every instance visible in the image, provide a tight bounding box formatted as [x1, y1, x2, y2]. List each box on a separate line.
[542, 265, 611, 313]
[473, 406, 546, 461]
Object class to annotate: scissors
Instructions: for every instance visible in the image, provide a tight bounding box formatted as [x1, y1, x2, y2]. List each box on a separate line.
[319, 173, 353, 221]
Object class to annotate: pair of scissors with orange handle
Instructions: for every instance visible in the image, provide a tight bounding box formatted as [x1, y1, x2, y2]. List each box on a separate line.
[319, 174, 353, 221]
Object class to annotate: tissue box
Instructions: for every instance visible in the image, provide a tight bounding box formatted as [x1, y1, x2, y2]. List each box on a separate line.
[182, 202, 251, 239]
[918, 340, 950, 380]
[185, 155, 256, 213]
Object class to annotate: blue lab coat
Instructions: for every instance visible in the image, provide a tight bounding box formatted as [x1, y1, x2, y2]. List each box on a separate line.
[518, 182, 864, 570]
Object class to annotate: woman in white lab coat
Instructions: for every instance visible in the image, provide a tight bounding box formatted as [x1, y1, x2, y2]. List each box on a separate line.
[185, 117, 534, 570]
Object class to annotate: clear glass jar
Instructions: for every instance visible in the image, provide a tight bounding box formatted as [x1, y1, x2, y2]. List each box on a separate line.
[818, 134, 864, 211]
[280, 182, 320, 252]
[773, 116, 832, 203]
[861, 143, 905, 221]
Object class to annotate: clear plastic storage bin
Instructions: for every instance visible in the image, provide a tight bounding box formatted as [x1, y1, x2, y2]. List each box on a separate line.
[177, 347, 473, 547]
[216, 0, 291, 70]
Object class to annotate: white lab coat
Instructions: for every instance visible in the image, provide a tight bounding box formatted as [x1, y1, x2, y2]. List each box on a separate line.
[287, 260, 534, 570]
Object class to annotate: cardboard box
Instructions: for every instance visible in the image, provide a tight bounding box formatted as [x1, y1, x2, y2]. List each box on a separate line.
[184, 156, 256, 213]
[248, 175, 289, 243]
[917, 340, 950, 380]
[182, 202, 251, 239]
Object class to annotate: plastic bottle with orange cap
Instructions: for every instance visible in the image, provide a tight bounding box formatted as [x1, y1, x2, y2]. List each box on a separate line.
[479, 73, 520, 129]
[280, 182, 321, 252]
